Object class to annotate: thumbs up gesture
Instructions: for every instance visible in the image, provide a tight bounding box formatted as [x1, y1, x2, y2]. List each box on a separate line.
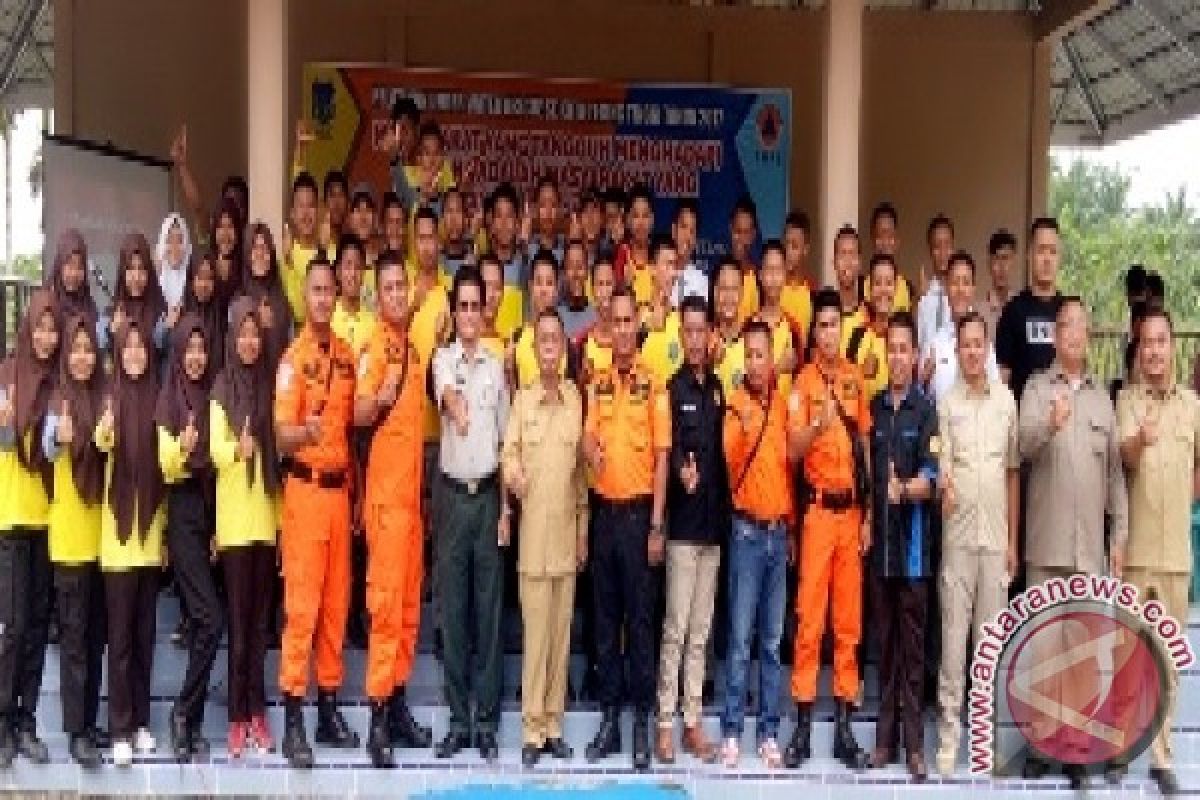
[680, 451, 700, 495]
[0, 384, 13, 429]
[181, 411, 198, 454]
[258, 295, 275, 331]
[509, 461, 529, 500]
[98, 396, 116, 439]
[377, 369, 400, 410]
[238, 416, 255, 461]
[886, 459, 902, 505]
[110, 305, 128, 337]
[304, 412, 322, 446]
[1049, 386, 1071, 433]
[56, 398, 73, 445]
[568, 210, 583, 241]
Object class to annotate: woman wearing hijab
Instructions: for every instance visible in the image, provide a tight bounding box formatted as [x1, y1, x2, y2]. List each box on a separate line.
[41, 315, 107, 768]
[0, 289, 59, 767]
[211, 296, 281, 757]
[182, 251, 226, 374]
[156, 314, 222, 762]
[240, 222, 294, 371]
[47, 230, 99, 328]
[95, 321, 165, 767]
[155, 212, 193, 314]
[101, 233, 168, 361]
[210, 198, 244, 312]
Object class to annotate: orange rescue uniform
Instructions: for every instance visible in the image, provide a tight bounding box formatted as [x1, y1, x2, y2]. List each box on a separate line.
[275, 326, 357, 697]
[358, 321, 427, 701]
[584, 359, 671, 500]
[791, 359, 872, 703]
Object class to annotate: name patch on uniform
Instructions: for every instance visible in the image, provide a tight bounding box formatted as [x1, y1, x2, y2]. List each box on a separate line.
[929, 435, 941, 455]
[681, 403, 697, 413]
[277, 363, 294, 391]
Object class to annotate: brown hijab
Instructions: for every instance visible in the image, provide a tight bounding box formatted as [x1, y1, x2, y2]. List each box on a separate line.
[47, 229, 97, 325]
[239, 222, 293, 371]
[181, 251, 226, 374]
[112, 232, 167, 350]
[154, 313, 213, 476]
[211, 296, 281, 491]
[0, 289, 58, 493]
[52, 315, 104, 504]
[108, 322, 164, 544]
[210, 197, 245, 311]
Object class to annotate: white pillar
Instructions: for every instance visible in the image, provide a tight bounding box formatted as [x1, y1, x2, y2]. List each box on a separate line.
[818, 0, 863, 286]
[247, 0, 287, 237]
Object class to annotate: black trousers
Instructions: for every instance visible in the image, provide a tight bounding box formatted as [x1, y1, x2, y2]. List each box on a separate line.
[166, 481, 222, 726]
[0, 528, 51, 727]
[54, 563, 105, 735]
[105, 567, 158, 738]
[591, 497, 657, 712]
[869, 574, 928, 754]
[223, 542, 275, 722]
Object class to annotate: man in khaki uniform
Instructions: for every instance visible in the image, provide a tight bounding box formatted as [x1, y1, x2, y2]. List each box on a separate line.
[1114, 308, 1200, 796]
[502, 308, 588, 768]
[934, 310, 1020, 776]
[1018, 297, 1127, 786]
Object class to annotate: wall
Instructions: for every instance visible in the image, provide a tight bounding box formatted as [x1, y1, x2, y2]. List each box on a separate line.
[860, 11, 1041, 289]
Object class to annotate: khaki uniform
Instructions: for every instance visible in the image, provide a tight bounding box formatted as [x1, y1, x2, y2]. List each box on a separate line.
[1116, 383, 1200, 769]
[501, 381, 588, 747]
[935, 378, 1018, 767]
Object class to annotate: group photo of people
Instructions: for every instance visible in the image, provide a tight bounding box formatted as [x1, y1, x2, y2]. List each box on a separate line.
[1, 93, 1197, 798]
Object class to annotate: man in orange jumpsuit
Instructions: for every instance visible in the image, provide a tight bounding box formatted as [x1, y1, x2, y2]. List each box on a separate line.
[274, 257, 360, 768]
[783, 287, 872, 772]
[354, 250, 434, 767]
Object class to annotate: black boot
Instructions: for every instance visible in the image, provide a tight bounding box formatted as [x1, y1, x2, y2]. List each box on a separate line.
[585, 707, 621, 762]
[0, 723, 12, 770]
[168, 710, 191, 763]
[388, 686, 432, 748]
[833, 700, 868, 771]
[314, 690, 360, 748]
[366, 701, 394, 768]
[69, 732, 101, 769]
[14, 715, 48, 764]
[281, 695, 314, 769]
[783, 702, 812, 769]
[631, 712, 651, 772]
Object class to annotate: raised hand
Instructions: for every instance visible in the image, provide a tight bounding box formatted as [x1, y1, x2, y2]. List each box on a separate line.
[169, 124, 188, 165]
[681, 451, 700, 494]
[181, 411, 198, 455]
[1049, 386, 1071, 433]
[56, 398, 73, 444]
[238, 416, 255, 461]
[98, 396, 116, 438]
[863, 351, 880, 381]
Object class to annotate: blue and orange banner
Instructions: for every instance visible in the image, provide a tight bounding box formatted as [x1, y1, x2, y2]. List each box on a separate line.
[301, 64, 790, 272]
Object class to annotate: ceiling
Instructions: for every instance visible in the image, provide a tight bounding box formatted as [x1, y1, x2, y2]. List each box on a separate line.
[1, 0, 1194, 146]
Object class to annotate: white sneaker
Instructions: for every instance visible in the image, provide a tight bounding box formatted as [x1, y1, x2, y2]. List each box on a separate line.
[134, 727, 156, 753]
[112, 739, 133, 767]
[935, 742, 957, 776]
[721, 736, 740, 769]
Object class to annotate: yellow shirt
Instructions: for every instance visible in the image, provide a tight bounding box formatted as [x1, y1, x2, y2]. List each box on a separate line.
[332, 301, 377, 359]
[630, 267, 655, 309]
[158, 427, 191, 485]
[47, 451, 101, 564]
[283, 241, 331, 325]
[763, 313, 798, 395]
[495, 285, 525, 343]
[716, 335, 746, 395]
[640, 311, 683, 386]
[863, 272, 912, 313]
[737, 272, 760, 326]
[839, 320, 887, 399]
[583, 334, 613, 382]
[97, 424, 164, 571]
[0, 432, 49, 530]
[209, 402, 278, 549]
[781, 281, 812, 344]
[514, 325, 567, 389]
[481, 335, 506, 362]
[409, 279, 451, 441]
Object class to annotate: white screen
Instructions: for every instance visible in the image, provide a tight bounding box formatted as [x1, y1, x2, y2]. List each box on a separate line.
[41, 135, 172, 306]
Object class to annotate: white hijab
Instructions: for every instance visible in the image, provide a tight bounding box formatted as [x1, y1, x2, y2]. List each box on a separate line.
[155, 212, 192, 308]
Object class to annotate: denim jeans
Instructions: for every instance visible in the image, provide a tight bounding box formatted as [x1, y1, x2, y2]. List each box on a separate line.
[721, 515, 788, 741]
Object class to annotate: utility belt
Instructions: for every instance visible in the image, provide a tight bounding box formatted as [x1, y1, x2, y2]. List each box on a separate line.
[285, 459, 347, 490]
[800, 486, 858, 512]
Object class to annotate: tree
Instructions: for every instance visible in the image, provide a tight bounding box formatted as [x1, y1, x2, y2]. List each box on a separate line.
[1049, 156, 1200, 329]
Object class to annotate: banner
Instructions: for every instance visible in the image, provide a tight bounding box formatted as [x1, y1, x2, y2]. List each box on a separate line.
[301, 64, 791, 272]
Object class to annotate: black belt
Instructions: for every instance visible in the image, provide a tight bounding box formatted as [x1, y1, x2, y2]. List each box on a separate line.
[287, 461, 347, 489]
[598, 494, 652, 509]
[441, 471, 497, 496]
[812, 488, 856, 512]
[735, 511, 788, 530]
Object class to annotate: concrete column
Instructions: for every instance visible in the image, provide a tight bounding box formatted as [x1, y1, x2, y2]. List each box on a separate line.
[818, 0, 863, 286]
[247, 0, 287, 237]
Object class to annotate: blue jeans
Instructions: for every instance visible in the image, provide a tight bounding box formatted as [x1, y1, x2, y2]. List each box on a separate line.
[721, 515, 788, 741]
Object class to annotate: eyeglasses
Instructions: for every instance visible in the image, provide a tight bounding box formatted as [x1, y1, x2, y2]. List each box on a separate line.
[457, 301, 481, 311]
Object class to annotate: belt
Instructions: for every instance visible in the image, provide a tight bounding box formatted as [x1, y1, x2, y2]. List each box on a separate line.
[597, 494, 652, 509]
[813, 488, 856, 512]
[442, 471, 497, 496]
[735, 511, 788, 530]
[287, 461, 347, 489]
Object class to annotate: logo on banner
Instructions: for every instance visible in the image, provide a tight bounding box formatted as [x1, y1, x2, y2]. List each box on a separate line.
[967, 575, 1192, 777]
[311, 80, 336, 136]
[756, 103, 783, 152]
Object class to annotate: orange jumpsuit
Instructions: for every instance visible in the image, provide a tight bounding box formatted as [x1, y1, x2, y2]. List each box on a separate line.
[358, 322, 427, 701]
[791, 359, 872, 703]
[275, 327, 357, 698]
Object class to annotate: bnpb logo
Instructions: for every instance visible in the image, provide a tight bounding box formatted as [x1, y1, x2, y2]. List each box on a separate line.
[755, 103, 782, 152]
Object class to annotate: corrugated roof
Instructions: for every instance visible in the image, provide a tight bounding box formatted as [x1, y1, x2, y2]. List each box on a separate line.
[0, 0, 52, 112]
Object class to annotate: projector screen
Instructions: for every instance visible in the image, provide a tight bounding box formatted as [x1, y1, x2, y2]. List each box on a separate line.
[41, 134, 173, 307]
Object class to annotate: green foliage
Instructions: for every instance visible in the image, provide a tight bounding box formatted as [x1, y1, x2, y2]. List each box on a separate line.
[1050, 156, 1200, 330]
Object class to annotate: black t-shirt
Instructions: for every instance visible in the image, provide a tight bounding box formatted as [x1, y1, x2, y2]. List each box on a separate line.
[995, 288, 1060, 403]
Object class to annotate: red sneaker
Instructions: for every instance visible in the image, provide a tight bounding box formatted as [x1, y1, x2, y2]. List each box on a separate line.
[228, 722, 247, 759]
[249, 714, 274, 753]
